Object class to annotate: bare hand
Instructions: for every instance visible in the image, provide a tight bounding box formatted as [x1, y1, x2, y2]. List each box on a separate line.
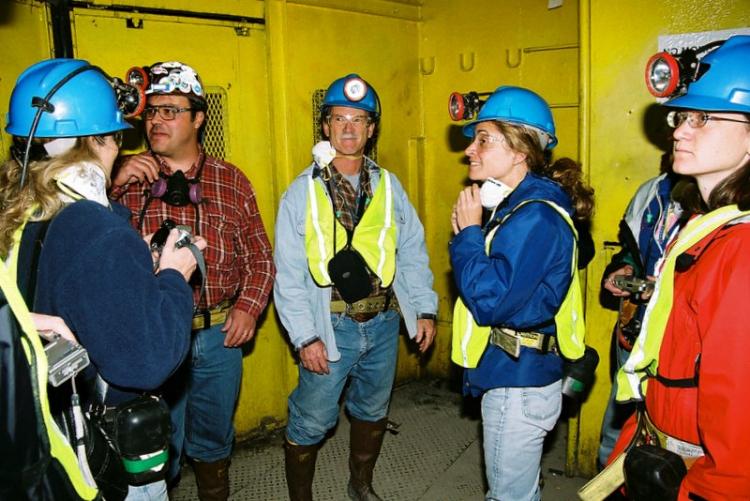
[222, 308, 257, 347]
[112, 155, 160, 188]
[414, 318, 436, 353]
[603, 265, 634, 297]
[454, 185, 482, 232]
[299, 340, 329, 375]
[31, 313, 78, 344]
[157, 230, 207, 280]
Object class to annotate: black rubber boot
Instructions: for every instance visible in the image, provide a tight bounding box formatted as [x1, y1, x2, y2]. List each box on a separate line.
[284, 440, 320, 501]
[347, 417, 388, 501]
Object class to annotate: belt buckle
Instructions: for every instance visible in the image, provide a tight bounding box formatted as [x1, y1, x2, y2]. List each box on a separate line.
[491, 328, 521, 358]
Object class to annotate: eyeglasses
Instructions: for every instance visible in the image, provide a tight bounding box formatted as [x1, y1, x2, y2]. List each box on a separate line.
[471, 133, 505, 151]
[328, 114, 371, 128]
[667, 110, 750, 129]
[143, 105, 194, 121]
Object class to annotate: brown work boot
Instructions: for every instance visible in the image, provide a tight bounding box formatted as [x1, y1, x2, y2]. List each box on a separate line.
[284, 440, 320, 501]
[347, 417, 388, 501]
[192, 457, 230, 501]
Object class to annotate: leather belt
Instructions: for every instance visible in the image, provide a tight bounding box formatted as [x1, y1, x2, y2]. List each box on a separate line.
[330, 295, 400, 322]
[192, 300, 233, 331]
[489, 327, 556, 358]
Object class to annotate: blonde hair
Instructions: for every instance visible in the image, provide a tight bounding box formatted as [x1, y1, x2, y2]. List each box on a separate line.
[0, 137, 105, 257]
[492, 121, 595, 221]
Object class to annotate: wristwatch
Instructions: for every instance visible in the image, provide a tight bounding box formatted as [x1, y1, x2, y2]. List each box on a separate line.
[417, 313, 437, 321]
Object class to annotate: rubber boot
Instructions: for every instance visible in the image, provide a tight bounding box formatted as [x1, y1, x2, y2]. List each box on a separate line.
[192, 458, 230, 501]
[284, 440, 320, 501]
[347, 417, 388, 501]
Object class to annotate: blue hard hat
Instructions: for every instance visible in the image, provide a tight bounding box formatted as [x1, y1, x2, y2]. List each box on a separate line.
[463, 86, 557, 149]
[5, 58, 132, 138]
[667, 35, 750, 113]
[323, 74, 380, 117]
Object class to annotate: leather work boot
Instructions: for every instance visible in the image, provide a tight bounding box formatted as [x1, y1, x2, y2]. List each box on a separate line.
[347, 417, 388, 501]
[192, 457, 230, 501]
[284, 440, 320, 501]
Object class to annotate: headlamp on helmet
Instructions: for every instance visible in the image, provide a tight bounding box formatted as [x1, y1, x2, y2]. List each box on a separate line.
[448, 91, 491, 121]
[644, 40, 724, 98]
[113, 76, 146, 118]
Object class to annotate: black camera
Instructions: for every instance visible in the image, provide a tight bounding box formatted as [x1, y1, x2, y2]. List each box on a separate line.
[150, 219, 193, 253]
[613, 275, 655, 295]
[44, 333, 90, 387]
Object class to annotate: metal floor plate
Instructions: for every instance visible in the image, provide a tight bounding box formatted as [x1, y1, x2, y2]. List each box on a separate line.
[169, 379, 586, 500]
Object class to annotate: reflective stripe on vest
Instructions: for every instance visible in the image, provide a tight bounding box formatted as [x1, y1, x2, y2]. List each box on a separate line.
[451, 200, 586, 368]
[305, 169, 397, 287]
[616, 205, 750, 402]
[2, 217, 99, 499]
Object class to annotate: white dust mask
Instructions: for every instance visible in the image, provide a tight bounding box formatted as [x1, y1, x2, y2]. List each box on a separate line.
[479, 178, 513, 209]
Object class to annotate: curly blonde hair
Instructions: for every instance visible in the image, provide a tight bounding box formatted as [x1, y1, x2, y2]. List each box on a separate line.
[0, 137, 104, 257]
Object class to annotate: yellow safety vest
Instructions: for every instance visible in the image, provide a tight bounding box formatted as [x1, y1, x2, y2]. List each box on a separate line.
[305, 168, 398, 288]
[451, 200, 586, 368]
[2, 211, 98, 499]
[616, 205, 750, 402]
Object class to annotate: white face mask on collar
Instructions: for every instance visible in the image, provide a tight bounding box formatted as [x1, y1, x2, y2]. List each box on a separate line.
[479, 178, 513, 209]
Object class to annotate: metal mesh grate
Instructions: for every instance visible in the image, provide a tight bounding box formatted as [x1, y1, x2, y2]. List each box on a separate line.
[168, 380, 584, 500]
[312, 89, 377, 163]
[203, 86, 228, 160]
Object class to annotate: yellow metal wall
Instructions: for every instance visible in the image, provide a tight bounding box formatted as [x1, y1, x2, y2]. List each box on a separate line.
[0, 1, 54, 159]
[2, 0, 748, 472]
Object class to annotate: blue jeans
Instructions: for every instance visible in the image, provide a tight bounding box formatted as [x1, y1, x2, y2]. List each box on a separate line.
[481, 381, 562, 501]
[286, 310, 401, 445]
[126, 480, 167, 500]
[598, 341, 634, 466]
[164, 323, 242, 480]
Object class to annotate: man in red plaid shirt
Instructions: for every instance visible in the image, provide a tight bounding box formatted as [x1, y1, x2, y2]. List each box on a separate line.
[110, 61, 275, 500]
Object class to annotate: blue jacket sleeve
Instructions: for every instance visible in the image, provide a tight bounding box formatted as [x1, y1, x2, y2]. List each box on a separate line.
[450, 203, 574, 329]
[37, 202, 193, 390]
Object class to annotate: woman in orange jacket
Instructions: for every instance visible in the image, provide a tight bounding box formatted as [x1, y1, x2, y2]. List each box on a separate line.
[611, 35, 750, 500]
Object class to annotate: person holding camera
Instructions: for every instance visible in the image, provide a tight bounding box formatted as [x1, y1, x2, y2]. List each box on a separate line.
[273, 73, 437, 501]
[0, 58, 206, 500]
[449, 86, 594, 501]
[109, 61, 275, 500]
[596, 171, 684, 468]
[610, 35, 750, 499]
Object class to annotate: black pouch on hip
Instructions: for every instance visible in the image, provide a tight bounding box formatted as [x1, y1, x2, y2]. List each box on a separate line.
[328, 245, 372, 303]
[624, 443, 687, 501]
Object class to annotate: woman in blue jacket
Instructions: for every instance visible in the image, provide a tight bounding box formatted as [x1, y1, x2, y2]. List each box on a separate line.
[450, 86, 594, 501]
[0, 58, 205, 500]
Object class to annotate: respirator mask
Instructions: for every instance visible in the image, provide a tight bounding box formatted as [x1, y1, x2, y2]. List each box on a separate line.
[151, 170, 202, 207]
[480, 178, 513, 209]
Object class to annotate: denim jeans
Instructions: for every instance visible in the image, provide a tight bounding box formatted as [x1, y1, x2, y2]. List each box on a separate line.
[164, 322, 242, 480]
[286, 309, 401, 445]
[126, 480, 167, 500]
[598, 341, 634, 466]
[481, 381, 562, 501]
